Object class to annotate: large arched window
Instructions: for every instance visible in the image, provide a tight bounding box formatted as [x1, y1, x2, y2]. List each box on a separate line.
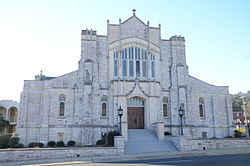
[199, 97, 205, 118]
[101, 96, 108, 116]
[113, 46, 154, 79]
[59, 94, 66, 116]
[163, 97, 168, 118]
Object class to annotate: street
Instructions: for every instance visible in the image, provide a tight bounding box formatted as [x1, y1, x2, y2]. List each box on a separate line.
[104, 154, 250, 166]
[4, 153, 249, 166]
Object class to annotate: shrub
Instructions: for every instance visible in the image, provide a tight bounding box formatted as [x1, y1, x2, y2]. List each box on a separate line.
[67, 140, 76, 146]
[14, 143, 24, 148]
[0, 134, 12, 149]
[47, 141, 56, 147]
[28, 142, 37, 148]
[164, 131, 172, 135]
[96, 139, 105, 146]
[56, 141, 65, 147]
[107, 131, 119, 146]
[37, 143, 44, 148]
[234, 130, 242, 138]
[8, 137, 20, 148]
[28, 142, 43, 148]
[224, 136, 233, 138]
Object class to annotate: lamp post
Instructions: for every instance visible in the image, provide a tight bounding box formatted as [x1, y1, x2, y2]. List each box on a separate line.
[246, 120, 250, 138]
[118, 105, 123, 136]
[178, 106, 184, 135]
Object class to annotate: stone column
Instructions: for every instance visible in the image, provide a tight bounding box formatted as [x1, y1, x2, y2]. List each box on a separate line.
[156, 122, 164, 140]
[114, 136, 125, 155]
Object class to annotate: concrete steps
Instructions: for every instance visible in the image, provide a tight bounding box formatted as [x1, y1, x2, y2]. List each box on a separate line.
[125, 129, 178, 154]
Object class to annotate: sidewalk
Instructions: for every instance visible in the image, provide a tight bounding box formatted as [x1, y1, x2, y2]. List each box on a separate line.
[1, 147, 250, 166]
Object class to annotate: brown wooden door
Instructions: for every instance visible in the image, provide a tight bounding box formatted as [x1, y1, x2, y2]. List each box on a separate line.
[128, 107, 144, 129]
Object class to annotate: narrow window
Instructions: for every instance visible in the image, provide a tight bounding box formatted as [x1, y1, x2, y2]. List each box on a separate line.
[151, 61, 155, 78]
[114, 59, 118, 77]
[102, 103, 107, 116]
[163, 97, 168, 117]
[101, 96, 108, 117]
[142, 61, 147, 77]
[129, 60, 134, 77]
[123, 60, 127, 77]
[199, 97, 205, 118]
[136, 61, 140, 77]
[59, 94, 66, 116]
[59, 102, 65, 116]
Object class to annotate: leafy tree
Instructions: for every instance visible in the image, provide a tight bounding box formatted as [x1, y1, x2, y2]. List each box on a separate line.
[0, 117, 9, 131]
[231, 93, 244, 107]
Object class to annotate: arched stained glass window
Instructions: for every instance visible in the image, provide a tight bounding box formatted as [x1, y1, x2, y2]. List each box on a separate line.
[101, 96, 108, 117]
[59, 102, 65, 116]
[113, 47, 156, 79]
[199, 97, 205, 118]
[59, 94, 66, 116]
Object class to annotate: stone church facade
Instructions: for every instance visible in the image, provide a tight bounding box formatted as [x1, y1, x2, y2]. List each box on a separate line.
[17, 11, 233, 146]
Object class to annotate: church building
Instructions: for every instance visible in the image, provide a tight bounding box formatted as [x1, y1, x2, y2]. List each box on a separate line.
[17, 10, 233, 146]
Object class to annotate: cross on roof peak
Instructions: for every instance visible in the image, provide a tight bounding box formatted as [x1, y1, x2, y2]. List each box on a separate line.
[132, 9, 136, 16]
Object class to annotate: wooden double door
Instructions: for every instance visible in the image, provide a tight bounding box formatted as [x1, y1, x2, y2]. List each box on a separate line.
[127, 107, 144, 129]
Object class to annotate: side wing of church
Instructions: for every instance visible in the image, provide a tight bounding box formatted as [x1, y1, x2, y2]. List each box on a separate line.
[17, 12, 233, 146]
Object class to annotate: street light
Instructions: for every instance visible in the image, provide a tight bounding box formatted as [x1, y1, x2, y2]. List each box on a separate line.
[118, 105, 123, 136]
[247, 120, 250, 138]
[178, 106, 184, 135]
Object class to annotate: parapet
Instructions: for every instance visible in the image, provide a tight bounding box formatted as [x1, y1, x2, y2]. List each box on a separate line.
[81, 29, 97, 35]
[170, 35, 185, 42]
[81, 29, 97, 40]
[170, 35, 185, 47]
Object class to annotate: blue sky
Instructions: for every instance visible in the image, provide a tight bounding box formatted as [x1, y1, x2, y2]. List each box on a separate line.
[0, 0, 249, 101]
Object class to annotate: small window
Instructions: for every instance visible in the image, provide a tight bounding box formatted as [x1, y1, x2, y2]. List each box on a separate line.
[102, 103, 107, 116]
[163, 104, 168, 117]
[202, 132, 207, 138]
[59, 102, 65, 116]
[59, 94, 66, 116]
[163, 97, 168, 118]
[101, 96, 108, 117]
[199, 97, 205, 118]
[57, 132, 64, 141]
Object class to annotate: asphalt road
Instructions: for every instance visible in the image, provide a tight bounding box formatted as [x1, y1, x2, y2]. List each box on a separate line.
[3, 153, 250, 166]
[101, 153, 250, 166]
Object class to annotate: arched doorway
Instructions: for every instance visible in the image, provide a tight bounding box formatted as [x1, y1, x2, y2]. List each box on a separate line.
[127, 97, 145, 129]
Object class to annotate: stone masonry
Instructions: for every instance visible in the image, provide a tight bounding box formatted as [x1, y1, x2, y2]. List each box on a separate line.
[17, 10, 234, 147]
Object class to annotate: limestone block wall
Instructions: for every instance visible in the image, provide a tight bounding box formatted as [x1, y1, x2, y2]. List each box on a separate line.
[167, 136, 250, 151]
[0, 147, 117, 162]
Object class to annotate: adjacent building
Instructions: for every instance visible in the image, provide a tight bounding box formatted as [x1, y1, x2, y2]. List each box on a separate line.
[0, 100, 19, 136]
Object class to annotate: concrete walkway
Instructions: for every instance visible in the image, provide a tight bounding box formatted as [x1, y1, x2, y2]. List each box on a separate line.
[1, 147, 250, 166]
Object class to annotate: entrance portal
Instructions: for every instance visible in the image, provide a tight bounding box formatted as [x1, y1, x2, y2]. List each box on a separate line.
[128, 107, 144, 129]
[127, 97, 145, 129]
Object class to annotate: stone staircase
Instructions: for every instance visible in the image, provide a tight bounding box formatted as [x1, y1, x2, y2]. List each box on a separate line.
[125, 129, 178, 154]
